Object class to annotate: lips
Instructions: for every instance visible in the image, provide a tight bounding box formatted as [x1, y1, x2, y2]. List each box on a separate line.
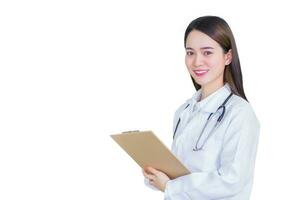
[193, 69, 209, 76]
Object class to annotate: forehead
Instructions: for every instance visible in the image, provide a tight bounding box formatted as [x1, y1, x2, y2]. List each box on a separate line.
[185, 30, 220, 49]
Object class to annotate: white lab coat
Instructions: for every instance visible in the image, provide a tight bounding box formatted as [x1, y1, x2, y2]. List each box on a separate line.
[144, 83, 260, 200]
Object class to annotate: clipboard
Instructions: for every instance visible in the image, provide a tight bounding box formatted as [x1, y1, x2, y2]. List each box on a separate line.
[110, 130, 190, 179]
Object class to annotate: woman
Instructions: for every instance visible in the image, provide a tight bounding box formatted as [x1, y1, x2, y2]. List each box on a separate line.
[142, 16, 260, 200]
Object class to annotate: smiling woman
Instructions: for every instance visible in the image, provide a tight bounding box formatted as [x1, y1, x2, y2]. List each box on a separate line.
[185, 30, 232, 100]
[184, 16, 246, 101]
[142, 16, 260, 200]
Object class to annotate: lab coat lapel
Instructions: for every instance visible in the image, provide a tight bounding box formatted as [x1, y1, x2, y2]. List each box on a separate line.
[187, 83, 233, 150]
[201, 83, 232, 114]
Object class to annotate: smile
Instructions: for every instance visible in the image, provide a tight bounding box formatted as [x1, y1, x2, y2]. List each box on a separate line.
[193, 70, 209, 77]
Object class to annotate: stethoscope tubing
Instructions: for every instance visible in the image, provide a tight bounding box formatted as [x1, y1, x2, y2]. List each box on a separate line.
[173, 92, 233, 151]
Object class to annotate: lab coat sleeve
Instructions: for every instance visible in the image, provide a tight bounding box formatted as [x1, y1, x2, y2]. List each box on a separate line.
[164, 105, 260, 199]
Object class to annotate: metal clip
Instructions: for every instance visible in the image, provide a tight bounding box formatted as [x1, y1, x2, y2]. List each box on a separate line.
[122, 130, 140, 134]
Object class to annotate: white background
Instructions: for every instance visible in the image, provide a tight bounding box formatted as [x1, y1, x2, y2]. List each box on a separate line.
[1, 0, 299, 199]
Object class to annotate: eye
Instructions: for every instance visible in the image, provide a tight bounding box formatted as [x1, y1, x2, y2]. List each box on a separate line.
[203, 51, 212, 56]
[186, 51, 194, 56]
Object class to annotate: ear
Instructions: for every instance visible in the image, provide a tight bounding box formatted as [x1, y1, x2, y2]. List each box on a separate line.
[225, 49, 232, 66]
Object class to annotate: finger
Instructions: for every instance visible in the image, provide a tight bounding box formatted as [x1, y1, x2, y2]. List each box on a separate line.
[142, 168, 149, 174]
[149, 179, 154, 184]
[146, 166, 159, 175]
[143, 166, 152, 174]
[143, 171, 155, 180]
[142, 170, 149, 177]
[142, 168, 151, 176]
[147, 175, 155, 181]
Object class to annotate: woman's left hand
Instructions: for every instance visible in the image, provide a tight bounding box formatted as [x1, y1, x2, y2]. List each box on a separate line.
[142, 166, 171, 192]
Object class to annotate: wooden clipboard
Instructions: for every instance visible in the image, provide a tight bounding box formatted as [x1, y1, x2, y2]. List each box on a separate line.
[110, 130, 190, 179]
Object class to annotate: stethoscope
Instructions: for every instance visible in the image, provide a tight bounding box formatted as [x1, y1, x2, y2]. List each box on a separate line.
[173, 92, 233, 151]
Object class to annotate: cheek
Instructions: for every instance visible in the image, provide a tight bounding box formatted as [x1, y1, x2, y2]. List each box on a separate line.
[185, 57, 190, 66]
[185, 57, 193, 70]
[207, 56, 226, 70]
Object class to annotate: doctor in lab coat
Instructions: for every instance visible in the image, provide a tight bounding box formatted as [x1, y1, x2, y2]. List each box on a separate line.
[142, 16, 260, 200]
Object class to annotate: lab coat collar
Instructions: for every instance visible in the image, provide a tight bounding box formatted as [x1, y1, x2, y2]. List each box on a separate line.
[189, 83, 232, 113]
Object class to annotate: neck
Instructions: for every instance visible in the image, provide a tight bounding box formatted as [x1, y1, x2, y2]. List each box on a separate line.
[201, 80, 225, 100]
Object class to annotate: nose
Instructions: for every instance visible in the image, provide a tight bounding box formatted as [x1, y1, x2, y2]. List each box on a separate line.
[193, 53, 205, 67]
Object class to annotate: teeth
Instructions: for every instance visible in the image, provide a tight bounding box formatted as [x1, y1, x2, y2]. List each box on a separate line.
[195, 70, 208, 74]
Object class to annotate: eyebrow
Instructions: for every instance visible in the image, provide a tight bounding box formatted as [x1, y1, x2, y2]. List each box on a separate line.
[185, 47, 214, 50]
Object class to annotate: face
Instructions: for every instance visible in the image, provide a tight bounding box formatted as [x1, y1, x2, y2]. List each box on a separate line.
[185, 30, 232, 89]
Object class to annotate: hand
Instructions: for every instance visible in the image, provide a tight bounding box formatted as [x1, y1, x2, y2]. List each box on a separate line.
[142, 166, 170, 192]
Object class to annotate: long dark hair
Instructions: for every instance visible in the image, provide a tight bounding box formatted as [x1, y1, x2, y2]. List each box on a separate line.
[184, 16, 248, 101]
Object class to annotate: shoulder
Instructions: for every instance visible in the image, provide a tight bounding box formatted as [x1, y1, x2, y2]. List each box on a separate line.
[227, 94, 260, 128]
[174, 100, 190, 116]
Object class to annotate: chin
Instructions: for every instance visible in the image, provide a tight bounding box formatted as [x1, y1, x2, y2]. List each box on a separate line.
[191, 73, 210, 86]
[194, 78, 209, 87]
